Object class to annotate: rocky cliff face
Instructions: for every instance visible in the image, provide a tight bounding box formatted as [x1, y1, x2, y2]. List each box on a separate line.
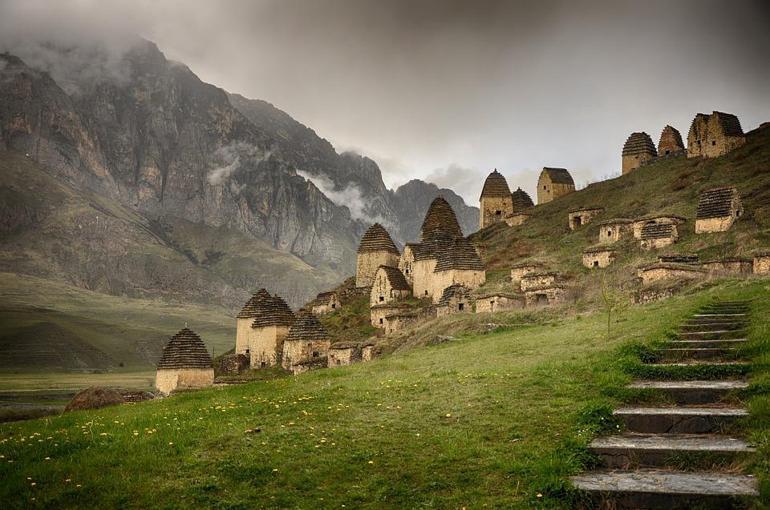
[0, 39, 478, 308]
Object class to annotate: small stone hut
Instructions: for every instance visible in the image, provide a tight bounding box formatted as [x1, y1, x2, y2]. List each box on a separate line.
[687, 111, 746, 158]
[356, 223, 400, 288]
[155, 328, 214, 395]
[436, 284, 472, 317]
[328, 342, 361, 367]
[520, 272, 559, 292]
[310, 291, 340, 315]
[510, 262, 544, 284]
[634, 216, 685, 250]
[638, 263, 705, 286]
[583, 246, 617, 268]
[568, 207, 604, 230]
[695, 186, 743, 233]
[597, 218, 633, 244]
[505, 187, 535, 226]
[479, 169, 513, 229]
[658, 125, 685, 157]
[753, 252, 770, 274]
[658, 254, 699, 265]
[370, 302, 411, 328]
[622, 132, 657, 174]
[282, 312, 331, 374]
[236, 290, 295, 368]
[475, 293, 523, 313]
[370, 265, 411, 307]
[384, 311, 420, 335]
[537, 167, 575, 204]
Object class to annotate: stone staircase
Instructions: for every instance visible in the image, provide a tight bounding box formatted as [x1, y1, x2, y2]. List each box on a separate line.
[571, 300, 759, 509]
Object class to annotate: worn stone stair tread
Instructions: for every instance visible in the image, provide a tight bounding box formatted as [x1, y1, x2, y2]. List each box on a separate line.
[679, 330, 746, 335]
[659, 347, 737, 353]
[651, 360, 749, 366]
[693, 313, 747, 318]
[571, 470, 759, 496]
[627, 380, 748, 390]
[669, 339, 747, 344]
[590, 433, 755, 452]
[614, 407, 748, 417]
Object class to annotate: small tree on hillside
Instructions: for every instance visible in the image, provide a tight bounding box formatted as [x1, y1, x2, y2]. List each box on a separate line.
[601, 273, 629, 341]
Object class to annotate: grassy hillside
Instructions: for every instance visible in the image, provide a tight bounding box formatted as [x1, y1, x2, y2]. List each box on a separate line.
[0, 279, 767, 508]
[471, 125, 770, 303]
[0, 273, 234, 372]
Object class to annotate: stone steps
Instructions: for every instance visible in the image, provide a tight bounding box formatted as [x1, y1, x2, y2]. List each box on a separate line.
[614, 406, 748, 433]
[589, 433, 755, 468]
[657, 347, 738, 361]
[571, 470, 759, 509]
[667, 338, 747, 348]
[570, 301, 757, 507]
[678, 330, 747, 340]
[627, 380, 748, 405]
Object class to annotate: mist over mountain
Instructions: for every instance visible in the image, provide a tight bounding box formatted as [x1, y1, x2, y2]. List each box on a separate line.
[0, 38, 478, 308]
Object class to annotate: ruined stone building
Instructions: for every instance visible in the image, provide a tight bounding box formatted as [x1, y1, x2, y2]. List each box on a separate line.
[520, 272, 565, 306]
[370, 265, 411, 307]
[658, 125, 685, 157]
[235, 289, 295, 368]
[475, 293, 523, 313]
[371, 302, 412, 328]
[436, 284, 472, 317]
[638, 263, 705, 286]
[155, 327, 214, 395]
[355, 223, 400, 288]
[687, 111, 746, 158]
[281, 312, 330, 374]
[310, 291, 340, 315]
[583, 246, 617, 268]
[568, 207, 604, 230]
[701, 258, 753, 277]
[328, 342, 374, 367]
[695, 186, 743, 233]
[510, 262, 544, 284]
[506, 187, 535, 226]
[479, 169, 513, 229]
[597, 219, 633, 244]
[622, 132, 657, 174]
[537, 167, 575, 204]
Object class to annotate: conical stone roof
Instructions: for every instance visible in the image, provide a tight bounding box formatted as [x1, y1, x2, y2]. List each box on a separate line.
[286, 312, 329, 342]
[622, 132, 657, 157]
[157, 328, 212, 370]
[434, 237, 484, 272]
[357, 223, 399, 255]
[251, 294, 296, 328]
[540, 167, 575, 185]
[511, 187, 534, 212]
[237, 289, 272, 318]
[421, 197, 464, 243]
[480, 169, 511, 198]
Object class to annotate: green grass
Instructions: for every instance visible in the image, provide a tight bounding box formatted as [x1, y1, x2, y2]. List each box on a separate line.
[1, 279, 767, 508]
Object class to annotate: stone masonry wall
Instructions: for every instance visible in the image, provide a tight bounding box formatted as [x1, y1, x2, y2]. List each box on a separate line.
[754, 254, 770, 274]
[583, 250, 615, 268]
[356, 251, 400, 287]
[155, 368, 214, 395]
[475, 295, 523, 313]
[249, 325, 290, 368]
[429, 269, 486, 303]
[412, 258, 438, 299]
[480, 196, 513, 229]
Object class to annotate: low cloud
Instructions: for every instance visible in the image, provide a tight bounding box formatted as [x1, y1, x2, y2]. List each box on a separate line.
[424, 164, 485, 204]
[207, 141, 272, 186]
[297, 170, 392, 228]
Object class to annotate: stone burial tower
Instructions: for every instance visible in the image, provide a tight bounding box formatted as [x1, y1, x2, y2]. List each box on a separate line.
[155, 327, 214, 395]
[537, 167, 575, 204]
[355, 223, 400, 288]
[687, 111, 746, 158]
[479, 169, 513, 229]
[622, 132, 657, 174]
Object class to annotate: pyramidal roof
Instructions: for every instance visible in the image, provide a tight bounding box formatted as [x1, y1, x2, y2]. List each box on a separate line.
[434, 237, 484, 272]
[357, 223, 399, 255]
[438, 284, 471, 306]
[286, 312, 329, 342]
[251, 293, 295, 328]
[157, 328, 212, 370]
[622, 132, 657, 157]
[376, 265, 411, 291]
[713, 111, 744, 137]
[420, 197, 464, 242]
[237, 289, 272, 318]
[480, 169, 511, 198]
[511, 187, 534, 212]
[540, 167, 575, 185]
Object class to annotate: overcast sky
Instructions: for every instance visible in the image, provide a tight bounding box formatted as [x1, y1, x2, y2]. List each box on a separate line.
[2, 0, 769, 204]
